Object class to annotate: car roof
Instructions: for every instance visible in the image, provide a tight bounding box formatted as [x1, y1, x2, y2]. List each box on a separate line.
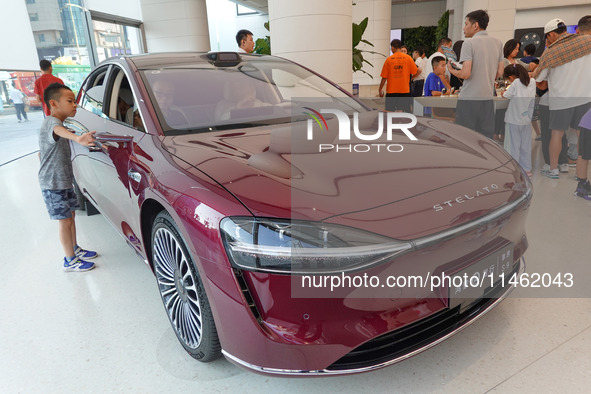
[123, 52, 279, 70]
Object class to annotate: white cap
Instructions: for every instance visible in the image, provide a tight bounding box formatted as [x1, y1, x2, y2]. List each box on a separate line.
[544, 18, 565, 35]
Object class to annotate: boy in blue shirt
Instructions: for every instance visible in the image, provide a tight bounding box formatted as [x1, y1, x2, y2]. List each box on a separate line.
[423, 56, 452, 115]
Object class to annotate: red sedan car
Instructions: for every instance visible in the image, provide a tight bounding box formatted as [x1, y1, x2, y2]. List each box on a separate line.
[66, 52, 531, 375]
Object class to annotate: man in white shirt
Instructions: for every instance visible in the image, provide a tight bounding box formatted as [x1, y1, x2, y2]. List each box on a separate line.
[534, 18, 591, 186]
[9, 84, 29, 122]
[411, 47, 428, 97]
[236, 29, 255, 54]
[425, 38, 453, 77]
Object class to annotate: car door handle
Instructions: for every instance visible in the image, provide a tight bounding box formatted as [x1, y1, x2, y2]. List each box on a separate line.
[128, 170, 142, 183]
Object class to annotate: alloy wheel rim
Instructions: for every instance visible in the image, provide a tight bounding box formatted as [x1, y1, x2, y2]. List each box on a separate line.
[153, 227, 203, 349]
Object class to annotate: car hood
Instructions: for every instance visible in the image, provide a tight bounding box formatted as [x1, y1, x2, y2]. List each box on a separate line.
[161, 114, 518, 235]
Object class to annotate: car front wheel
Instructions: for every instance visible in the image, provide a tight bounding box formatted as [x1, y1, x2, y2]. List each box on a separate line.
[151, 211, 221, 362]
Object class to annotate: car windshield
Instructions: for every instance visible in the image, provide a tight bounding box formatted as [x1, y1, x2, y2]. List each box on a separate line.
[141, 59, 367, 135]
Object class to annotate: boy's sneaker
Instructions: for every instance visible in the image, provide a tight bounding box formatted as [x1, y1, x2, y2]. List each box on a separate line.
[63, 257, 95, 272]
[559, 163, 569, 173]
[574, 180, 591, 201]
[542, 167, 559, 179]
[75, 246, 98, 259]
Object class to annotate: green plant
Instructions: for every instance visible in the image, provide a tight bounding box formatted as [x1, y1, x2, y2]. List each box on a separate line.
[254, 21, 271, 55]
[353, 17, 383, 78]
[436, 10, 449, 41]
[403, 26, 438, 55]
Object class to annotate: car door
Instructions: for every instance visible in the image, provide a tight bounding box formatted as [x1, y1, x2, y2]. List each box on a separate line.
[68, 63, 148, 253]
[68, 65, 110, 208]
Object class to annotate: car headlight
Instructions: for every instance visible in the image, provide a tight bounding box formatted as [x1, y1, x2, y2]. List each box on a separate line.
[220, 217, 413, 274]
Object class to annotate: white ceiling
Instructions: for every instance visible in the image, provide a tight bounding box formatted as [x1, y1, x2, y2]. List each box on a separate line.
[228, 0, 438, 14]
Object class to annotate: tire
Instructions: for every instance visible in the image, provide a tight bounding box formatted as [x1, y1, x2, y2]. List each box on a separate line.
[151, 211, 221, 362]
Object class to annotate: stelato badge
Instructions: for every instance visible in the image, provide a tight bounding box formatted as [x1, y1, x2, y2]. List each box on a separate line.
[433, 184, 499, 212]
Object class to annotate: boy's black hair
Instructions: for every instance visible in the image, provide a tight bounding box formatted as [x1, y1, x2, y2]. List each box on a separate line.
[431, 56, 446, 68]
[437, 37, 452, 49]
[390, 39, 402, 49]
[414, 47, 426, 56]
[43, 82, 72, 110]
[236, 29, 253, 46]
[523, 44, 536, 56]
[466, 9, 489, 30]
[40, 59, 52, 71]
[577, 15, 591, 33]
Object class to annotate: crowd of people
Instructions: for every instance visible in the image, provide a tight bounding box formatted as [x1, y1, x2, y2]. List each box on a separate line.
[379, 10, 591, 201]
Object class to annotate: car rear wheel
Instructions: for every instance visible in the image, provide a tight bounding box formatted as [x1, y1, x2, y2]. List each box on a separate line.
[151, 211, 221, 362]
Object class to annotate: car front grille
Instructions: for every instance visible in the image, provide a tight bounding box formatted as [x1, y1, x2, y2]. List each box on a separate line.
[326, 262, 520, 372]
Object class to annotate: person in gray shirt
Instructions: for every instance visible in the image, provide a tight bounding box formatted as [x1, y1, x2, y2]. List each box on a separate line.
[448, 9, 504, 139]
[39, 83, 98, 272]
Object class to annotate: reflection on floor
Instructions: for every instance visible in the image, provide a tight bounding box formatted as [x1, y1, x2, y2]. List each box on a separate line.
[1, 135, 590, 392]
[0, 110, 43, 166]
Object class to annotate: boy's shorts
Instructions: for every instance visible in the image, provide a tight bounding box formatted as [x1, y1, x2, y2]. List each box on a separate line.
[41, 188, 80, 220]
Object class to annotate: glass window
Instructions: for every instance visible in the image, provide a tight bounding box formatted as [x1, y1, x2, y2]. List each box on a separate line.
[141, 59, 365, 135]
[79, 66, 109, 117]
[105, 67, 144, 131]
[236, 4, 257, 16]
[38, 34, 45, 43]
[81, 86, 105, 117]
[24, 1, 143, 70]
[93, 20, 143, 63]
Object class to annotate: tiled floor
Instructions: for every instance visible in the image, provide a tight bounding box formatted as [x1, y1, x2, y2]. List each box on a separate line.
[1, 112, 591, 392]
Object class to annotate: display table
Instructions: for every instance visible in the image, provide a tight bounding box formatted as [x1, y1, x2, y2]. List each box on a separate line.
[413, 95, 509, 114]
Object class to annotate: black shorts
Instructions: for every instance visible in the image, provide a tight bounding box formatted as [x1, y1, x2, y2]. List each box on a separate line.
[549, 102, 591, 131]
[385, 93, 412, 113]
[455, 99, 495, 139]
[578, 128, 591, 160]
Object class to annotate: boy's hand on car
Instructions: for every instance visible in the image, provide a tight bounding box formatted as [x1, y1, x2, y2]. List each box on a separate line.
[78, 131, 96, 147]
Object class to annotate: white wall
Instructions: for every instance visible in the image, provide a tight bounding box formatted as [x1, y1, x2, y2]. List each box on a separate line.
[515, 4, 591, 29]
[206, 0, 269, 52]
[85, 0, 143, 21]
[391, 0, 447, 29]
[0, 0, 42, 71]
[269, 0, 353, 90]
[447, 0, 464, 42]
[140, 0, 210, 52]
[450, 0, 591, 44]
[352, 0, 392, 87]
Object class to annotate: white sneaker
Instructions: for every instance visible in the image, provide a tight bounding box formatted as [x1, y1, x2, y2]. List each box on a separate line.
[542, 168, 559, 179]
[541, 164, 550, 173]
[559, 163, 569, 173]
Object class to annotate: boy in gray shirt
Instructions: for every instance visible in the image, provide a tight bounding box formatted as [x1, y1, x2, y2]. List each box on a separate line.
[39, 83, 98, 271]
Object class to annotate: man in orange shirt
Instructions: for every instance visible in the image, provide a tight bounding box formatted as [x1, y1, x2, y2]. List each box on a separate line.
[379, 39, 418, 112]
[34, 60, 65, 116]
